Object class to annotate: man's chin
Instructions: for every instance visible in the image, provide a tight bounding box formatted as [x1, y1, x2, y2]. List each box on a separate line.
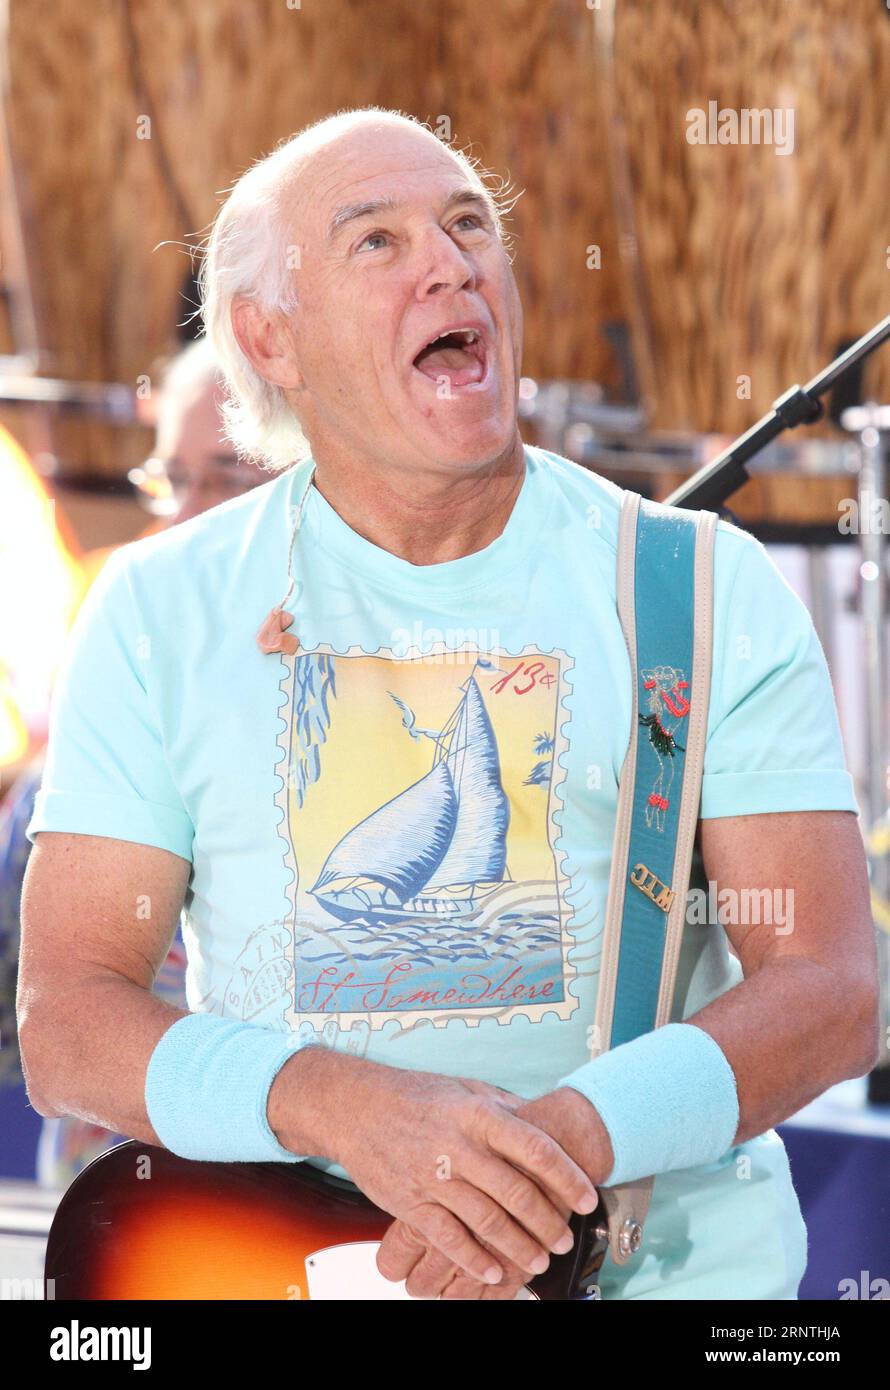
[412, 403, 519, 468]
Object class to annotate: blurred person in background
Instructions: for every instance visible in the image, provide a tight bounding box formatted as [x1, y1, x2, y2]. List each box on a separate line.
[0, 337, 276, 1186]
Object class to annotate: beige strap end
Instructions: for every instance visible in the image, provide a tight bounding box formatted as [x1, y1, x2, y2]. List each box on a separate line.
[600, 1178, 654, 1266]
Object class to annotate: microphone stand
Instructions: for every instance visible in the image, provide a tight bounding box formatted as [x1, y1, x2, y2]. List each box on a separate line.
[665, 311, 890, 512]
[664, 312, 890, 1106]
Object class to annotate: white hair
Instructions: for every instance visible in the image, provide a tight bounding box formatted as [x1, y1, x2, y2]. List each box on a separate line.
[198, 107, 516, 471]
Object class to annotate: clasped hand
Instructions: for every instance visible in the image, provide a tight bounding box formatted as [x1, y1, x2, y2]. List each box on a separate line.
[335, 1073, 612, 1301]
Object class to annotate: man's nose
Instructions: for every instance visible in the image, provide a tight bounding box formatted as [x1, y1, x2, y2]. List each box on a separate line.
[413, 226, 476, 299]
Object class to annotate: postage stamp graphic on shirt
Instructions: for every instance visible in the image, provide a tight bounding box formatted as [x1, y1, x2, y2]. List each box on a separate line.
[273, 641, 578, 1036]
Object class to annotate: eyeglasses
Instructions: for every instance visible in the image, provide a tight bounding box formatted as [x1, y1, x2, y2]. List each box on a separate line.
[128, 456, 264, 517]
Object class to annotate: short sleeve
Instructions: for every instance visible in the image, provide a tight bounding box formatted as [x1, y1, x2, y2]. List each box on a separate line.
[700, 530, 859, 819]
[26, 549, 195, 861]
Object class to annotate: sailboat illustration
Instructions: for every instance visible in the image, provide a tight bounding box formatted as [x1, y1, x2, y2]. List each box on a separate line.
[310, 672, 511, 924]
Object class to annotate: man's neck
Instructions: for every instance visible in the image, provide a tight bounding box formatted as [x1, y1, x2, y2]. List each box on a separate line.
[307, 433, 527, 567]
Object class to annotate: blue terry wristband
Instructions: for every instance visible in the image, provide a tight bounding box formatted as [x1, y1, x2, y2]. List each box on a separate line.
[145, 1012, 314, 1163]
[557, 1022, 740, 1185]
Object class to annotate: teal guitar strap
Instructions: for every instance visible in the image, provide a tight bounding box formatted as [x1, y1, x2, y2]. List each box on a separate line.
[596, 490, 719, 1266]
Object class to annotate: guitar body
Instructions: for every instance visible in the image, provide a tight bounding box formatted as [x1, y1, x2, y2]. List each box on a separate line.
[45, 1141, 609, 1300]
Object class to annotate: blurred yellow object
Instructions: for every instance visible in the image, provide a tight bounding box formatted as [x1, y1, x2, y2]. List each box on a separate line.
[871, 892, 890, 936]
[0, 686, 28, 766]
[0, 424, 86, 770]
[866, 817, 890, 936]
[866, 819, 890, 857]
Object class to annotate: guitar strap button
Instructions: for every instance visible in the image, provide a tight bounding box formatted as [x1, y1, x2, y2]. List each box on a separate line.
[618, 1217, 644, 1257]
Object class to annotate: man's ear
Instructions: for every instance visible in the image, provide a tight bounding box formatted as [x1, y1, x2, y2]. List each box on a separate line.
[231, 298, 304, 390]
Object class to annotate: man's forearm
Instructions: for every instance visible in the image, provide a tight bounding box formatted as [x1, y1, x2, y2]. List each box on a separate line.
[554, 957, 878, 1191]
[19, 971, 186, 1140]
[691, 955, 879, 1143]
[267, 1044, 375, 1161]
[19, 976, 339, 1160]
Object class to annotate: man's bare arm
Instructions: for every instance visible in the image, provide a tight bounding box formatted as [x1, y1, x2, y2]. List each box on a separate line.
[17, 831, 333, 1152]
[531, 807, 879, 1161]
[17, 831, 189, 1139]
[691, 808, 880, 1141]
[533, 809, 879, 1158]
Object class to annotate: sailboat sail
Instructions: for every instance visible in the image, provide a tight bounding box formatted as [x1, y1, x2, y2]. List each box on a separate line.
[312, 759, 456, 898]
[423, 678, 508, 890]
[310, 672, 510, 922]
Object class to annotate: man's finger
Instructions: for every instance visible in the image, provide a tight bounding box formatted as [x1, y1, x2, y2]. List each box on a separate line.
[404, 1245, 462, 1299]
[400, 1201, 506, 1287]
[376, 1219, 427, 1283]
[443, 1274, 526, 1300]
[435, 1173, 555, 1275]
[448, 1147, 573, 1261]
[484, 1109, 599, 1215]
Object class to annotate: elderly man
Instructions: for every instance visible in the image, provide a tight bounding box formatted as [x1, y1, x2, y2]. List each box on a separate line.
[18, 108, 877, 1301]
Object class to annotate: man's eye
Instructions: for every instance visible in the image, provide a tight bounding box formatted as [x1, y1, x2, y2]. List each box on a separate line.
[357, 230, 389, 252]
[453, 214, 485, 232]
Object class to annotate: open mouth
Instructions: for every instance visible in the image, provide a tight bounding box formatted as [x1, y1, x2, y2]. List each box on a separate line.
[412, 327, 488, 389]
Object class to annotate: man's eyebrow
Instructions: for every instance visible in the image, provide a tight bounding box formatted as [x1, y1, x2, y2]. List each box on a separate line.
[326, 187, 494, 242]
[440, 187, 495, 219]
[327, 195, 399, 242]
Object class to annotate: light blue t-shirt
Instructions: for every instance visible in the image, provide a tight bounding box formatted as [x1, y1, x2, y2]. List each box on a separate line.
[27, 445, 858, 1298]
